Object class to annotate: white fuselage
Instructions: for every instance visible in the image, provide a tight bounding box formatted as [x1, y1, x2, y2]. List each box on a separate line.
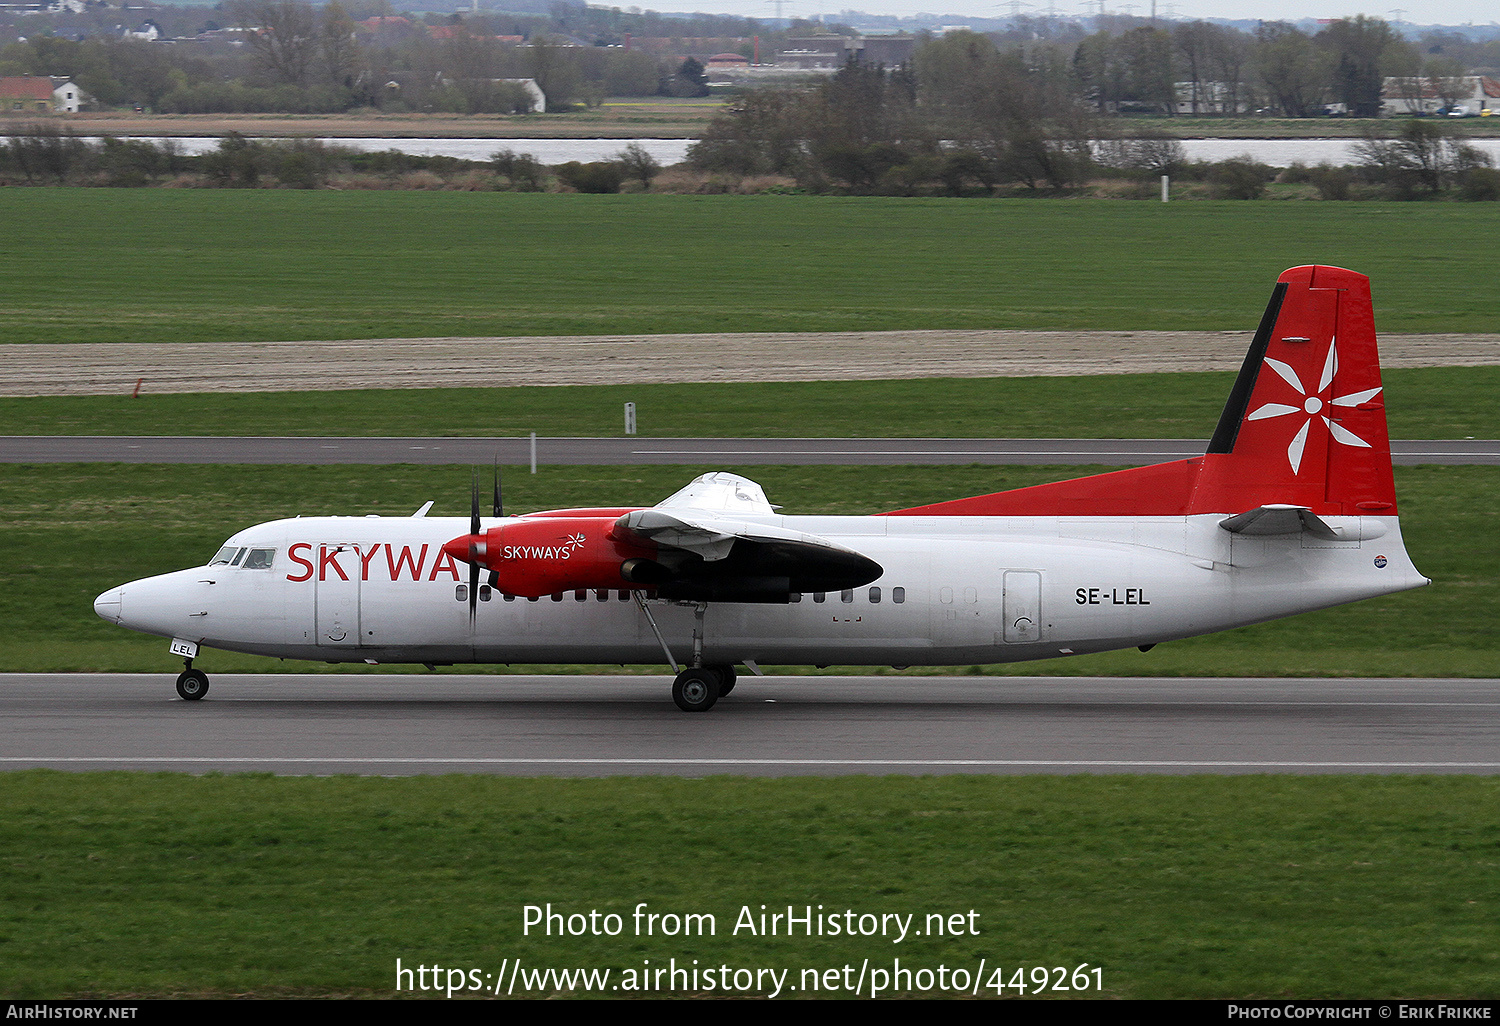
[95, 512, 1427, 669]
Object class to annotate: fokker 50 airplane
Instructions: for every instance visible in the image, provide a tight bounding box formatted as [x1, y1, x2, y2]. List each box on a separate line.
[95, 266, 1428, 711]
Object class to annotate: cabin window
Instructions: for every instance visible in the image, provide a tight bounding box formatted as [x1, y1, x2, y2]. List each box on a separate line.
[479, 585, 492, 602]
[619, 590, 631, 601]
[940, 587, 953, 604]
[527, 596, 539, 602]
[503, 593, 515, 602]
[574, 589, 587, 601]
[813, 592, 826, 603]
[551, 593, 564, 602]
[965, 587, 978, 604]
[455, 585, 468, 602]
[242, 548, 276, 570]
[789, 593, 801, 603]
[869, 587, 881, 603]
[893, 587, 905, 604]
[596, 590, 609, 602]
[841, 589, 854, 603]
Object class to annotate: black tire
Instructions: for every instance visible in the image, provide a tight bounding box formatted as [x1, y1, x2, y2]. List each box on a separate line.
[672, 668, 720, 712]
[175, 669, 209, 701]
[707, 664, 737, 696]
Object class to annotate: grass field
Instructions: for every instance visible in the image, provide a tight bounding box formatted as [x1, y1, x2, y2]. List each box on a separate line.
[6, 191, 1500, 345]
[4, 463, 1493, 677]
[2, 772, 1496, 998]
[3, 366, 1498, 439]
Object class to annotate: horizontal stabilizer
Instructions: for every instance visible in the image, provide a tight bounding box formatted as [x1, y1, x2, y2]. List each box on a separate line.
[1218, 505, 1338, 539]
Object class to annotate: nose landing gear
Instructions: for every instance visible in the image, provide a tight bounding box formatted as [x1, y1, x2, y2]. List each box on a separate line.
[176, 661, 210, 701]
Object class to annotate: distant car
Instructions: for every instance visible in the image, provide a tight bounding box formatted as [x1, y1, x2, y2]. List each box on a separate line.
[1446, 106, 1473, 117]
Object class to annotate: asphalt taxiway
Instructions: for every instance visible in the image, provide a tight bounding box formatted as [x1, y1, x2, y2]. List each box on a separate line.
[3, 674, 1496, 776]
[2, 436, 1496, 466]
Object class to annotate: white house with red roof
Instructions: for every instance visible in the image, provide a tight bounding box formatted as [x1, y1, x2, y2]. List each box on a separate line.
[0, 76, 82, 114]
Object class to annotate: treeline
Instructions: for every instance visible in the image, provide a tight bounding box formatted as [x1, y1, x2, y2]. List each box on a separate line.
[684, 28, 1500, 196]
[0, 0, 802, 113]
[1072, 15, 1477, 118]
[0, 125, 666, 190]
[5, 120, 1496, 200]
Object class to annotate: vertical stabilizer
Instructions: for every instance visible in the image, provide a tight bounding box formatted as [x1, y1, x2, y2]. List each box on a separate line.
[883, 265, 1399, 519]
[1190, 265, 1396, 515]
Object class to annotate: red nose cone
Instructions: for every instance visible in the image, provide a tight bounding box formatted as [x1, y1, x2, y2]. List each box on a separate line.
[443, 534, 485, 566]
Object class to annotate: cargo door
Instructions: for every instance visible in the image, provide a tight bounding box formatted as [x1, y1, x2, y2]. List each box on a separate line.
[1002, 570, 1042, 644]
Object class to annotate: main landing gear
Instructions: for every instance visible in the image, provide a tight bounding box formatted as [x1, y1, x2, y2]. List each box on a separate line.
[635, 595, 741, 712]
[672, 664, 736, 712]
[176, 661, 209, 701]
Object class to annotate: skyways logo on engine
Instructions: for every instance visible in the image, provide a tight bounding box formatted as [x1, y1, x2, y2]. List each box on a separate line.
[501, 533, 587, 562]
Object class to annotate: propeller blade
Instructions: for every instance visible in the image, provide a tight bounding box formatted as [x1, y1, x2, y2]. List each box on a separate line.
[469, 553, 480, 626]
[493, 460, 503, 518]
[469, 472, 482, 625]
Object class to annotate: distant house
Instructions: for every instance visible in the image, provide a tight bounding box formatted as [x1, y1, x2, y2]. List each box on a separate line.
[123, 20, 163, 42]
[358, 15, 412, 31]
[487, 78, 545, 113]
[1383, 75, 1500, 116]
[0, 76, 81, 114]
[706, 52, 749, 70]
[853, 35, 916, 67]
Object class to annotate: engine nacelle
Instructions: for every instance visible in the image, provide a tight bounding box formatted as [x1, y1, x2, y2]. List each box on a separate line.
[442, 516, 657, 598]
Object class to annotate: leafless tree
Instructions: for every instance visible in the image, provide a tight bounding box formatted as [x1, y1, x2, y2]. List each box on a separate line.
[232, 0, 318, 88]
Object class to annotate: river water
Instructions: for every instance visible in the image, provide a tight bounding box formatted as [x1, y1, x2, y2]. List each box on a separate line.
[92, 136, 1500, 168]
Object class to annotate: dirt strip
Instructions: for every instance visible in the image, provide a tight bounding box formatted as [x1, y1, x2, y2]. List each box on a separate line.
[3, 331, 1497, 397]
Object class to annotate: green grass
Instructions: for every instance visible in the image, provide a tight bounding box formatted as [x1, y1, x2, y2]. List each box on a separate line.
[3, 463, 1494, 677]
[3, 366, 1497, 439]
[6, 191, 1500, 344]
[1, 772, 1496, 998]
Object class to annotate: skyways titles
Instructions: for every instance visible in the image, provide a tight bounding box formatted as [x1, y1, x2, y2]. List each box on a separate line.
[523, 903, 981, 944]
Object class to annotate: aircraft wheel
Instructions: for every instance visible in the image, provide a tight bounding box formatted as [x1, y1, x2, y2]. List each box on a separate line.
[175, 669, 210, 701]
[672, 668, 721, 712]
[707, 664, 737, 696]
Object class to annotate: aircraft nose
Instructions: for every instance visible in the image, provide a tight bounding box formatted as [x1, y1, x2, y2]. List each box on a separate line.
[93, 587, 123, 624]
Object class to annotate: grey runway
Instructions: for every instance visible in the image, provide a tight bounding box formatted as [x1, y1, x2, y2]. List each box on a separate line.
[2, 674, 1496, 776]
[2, 436, 1496, 465]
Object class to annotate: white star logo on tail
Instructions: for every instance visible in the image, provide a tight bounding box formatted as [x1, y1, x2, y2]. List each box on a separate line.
[1246, 338, 1382, 474]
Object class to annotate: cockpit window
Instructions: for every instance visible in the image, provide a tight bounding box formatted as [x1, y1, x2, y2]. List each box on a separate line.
[242, 548, 276, 570]
[208, 546, 253, 567]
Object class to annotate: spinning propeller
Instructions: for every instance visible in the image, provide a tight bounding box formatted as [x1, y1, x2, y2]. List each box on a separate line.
[465, 465, 505, 625]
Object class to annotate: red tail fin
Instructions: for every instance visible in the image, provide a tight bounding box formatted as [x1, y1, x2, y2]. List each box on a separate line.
[885, 266, 1397, 518]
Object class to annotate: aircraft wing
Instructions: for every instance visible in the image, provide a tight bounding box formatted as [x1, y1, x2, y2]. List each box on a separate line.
[612, 473, 883, 600]
[617, 508, 866, 563]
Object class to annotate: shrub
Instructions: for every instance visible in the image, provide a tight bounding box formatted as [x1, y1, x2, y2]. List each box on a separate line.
[555, 160, 624, 194]
[492, 150, 546, 191]
[1305, 162, 1355, 200]
[1206, 157, 1274, 199]
[1458, 167, 1500, 201]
